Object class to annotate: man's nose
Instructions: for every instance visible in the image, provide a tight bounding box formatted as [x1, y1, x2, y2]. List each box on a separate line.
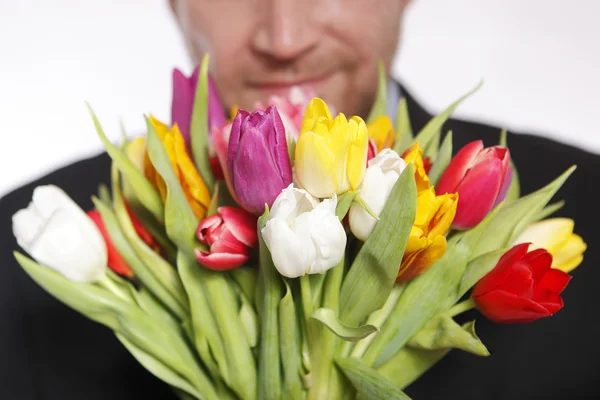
[252, 0, 320, 61]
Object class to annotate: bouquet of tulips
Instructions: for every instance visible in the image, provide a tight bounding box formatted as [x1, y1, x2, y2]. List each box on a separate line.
[12, 56, 587, 400]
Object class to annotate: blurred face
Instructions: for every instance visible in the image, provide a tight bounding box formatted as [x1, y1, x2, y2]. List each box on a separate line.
[170, 0, 410, 118]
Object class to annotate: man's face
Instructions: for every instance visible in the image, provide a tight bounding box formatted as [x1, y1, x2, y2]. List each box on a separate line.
[171, 0, 410, 118]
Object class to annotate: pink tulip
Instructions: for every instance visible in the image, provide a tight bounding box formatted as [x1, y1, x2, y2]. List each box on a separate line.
[194, 207, 258, 270]
[171, 67, 227, 154]
[367, 137, 378, 163]
[437, 140, 510, 229]
[253, 86, 315, 142]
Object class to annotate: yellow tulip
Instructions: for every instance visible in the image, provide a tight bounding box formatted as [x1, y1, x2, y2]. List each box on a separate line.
[295, 98, 369, 198]
[397, 187, 458, 282]
[513, 218, 587, 273]
[367, 116, 395, 152]
[401, 143, 431, 192]
[144, 116, 211, 220]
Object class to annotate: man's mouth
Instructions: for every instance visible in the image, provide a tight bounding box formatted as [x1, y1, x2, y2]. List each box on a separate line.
[247, 71, 333, 97]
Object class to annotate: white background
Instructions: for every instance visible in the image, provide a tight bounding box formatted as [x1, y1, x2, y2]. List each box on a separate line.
[1, 0, 599, 197]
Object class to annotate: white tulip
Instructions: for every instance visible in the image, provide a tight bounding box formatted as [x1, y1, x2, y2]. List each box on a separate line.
[261, 185, 347, 278]
[12, 185, 108, 283]
[349, 149, 407, 241]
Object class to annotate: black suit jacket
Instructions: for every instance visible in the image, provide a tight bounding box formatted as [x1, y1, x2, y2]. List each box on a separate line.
[1, 87, 598, 399]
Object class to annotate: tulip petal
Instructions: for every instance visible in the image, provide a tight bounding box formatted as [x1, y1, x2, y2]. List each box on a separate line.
[514, 218, 574, 254]
[171, 67, 196, 145]
[300, 98, 332, 134]
[521, 248, 553, 283]
[452, 158, 503, 229]
[218, 206, 258, 248]
[437, 140, 484, 194]
[475, 290, 552, 324]
[472, 243, 530, 298]
[537, 268, 571, 294]
[262, 218, 316, 278]
[397, 234, 446, 282]
[194, 249, 249, 271]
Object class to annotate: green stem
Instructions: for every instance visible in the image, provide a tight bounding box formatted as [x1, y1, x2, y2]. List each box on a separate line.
[98, 274, 131, 302]
[308, 260, 345, 400]
[300, 275, 313, 324]
[448, 297, 476, 317]
[350, 283, 405, 359]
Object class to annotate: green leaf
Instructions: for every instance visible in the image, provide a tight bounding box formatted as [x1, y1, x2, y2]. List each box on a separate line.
[354, 195, 380, 220]
[336, 191, 358, 220]
[394, 98, 413, 155]
[279, 283, 304, 400]
[366, 61, 387, 124]
[116, 333, 202, 400]
[408, 316, 489, 356]
[310, 308, 378, 341]
[93, 197, 186, 319]
[200, 269, 257, 400]
[240, 293, 259, 348]
[16, 253, 218, 399]
[376, 344, 449, 390]
[98, 183, 112, 206]
[110, 164, 188, 313]
[206, 182, 220, 218]
[176, 253, 226, 381]
[458, 248, 508, 297]
[427, 131, 453, 186]
[231, 267, 258, 306]
[422, 129, 440, 161]
[190, 54, 215, 191]
[335, 357, 412, 400]
[499, 129, 521, 201]
[87, 104, 164, 222]
[472, 166, 576, 259]
[412, 81, 483, 152]
[534, 200, 565, 222]
[146, 116, 200, 256]
[257, 208, 283, 400]
[339, 163, 417, 326]
[361, 235, 470, 367]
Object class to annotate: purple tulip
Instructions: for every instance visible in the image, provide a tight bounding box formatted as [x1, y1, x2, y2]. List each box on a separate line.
[171, 67, 227, 153]
[227, 106, 293, 215]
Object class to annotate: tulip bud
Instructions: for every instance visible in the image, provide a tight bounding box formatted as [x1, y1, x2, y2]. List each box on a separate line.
[367, 115, 395, 152]
[227, 107, 293, 215]
[12, 185, 108, 283]
[437, 140, 510, 229]
[261, 185, 346, 278]
[349, 149, 407, 241]
[295, 98, 369, 198]
[513, 218, 587, 273]
[397, 187, 458, 282]
[171, 67, 226, 151]
[195, 207, 258, 271]
[472, 243, 571, 324]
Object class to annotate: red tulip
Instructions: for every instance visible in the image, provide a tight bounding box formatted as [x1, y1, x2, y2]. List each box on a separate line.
[88, 209, 133, 277]
[87, 206, 161, 278]
[194, 206, 258, 271]
[472, 243, 571, 324]
[437, 140, 510, 229]
[366, 137, 378, 163]
[422, 156, 432, 175]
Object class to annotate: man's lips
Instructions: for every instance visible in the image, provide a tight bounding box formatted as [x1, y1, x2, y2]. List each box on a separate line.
[247, 72, 333, 94]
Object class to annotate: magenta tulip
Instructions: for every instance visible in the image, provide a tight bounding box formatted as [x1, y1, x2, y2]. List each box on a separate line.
[227, 106, 293, 215]
[437, 140, 510, 229]
[171, 67, 227, 152]
[194, 207, 258, 270]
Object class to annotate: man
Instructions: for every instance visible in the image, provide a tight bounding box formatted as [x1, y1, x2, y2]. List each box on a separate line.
[0, 1, 598, 399]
